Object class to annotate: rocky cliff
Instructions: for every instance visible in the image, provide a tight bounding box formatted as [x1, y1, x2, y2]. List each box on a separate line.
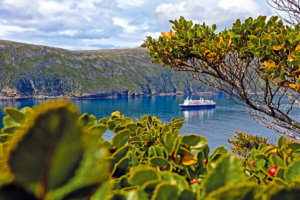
[0, 40, 212, 99]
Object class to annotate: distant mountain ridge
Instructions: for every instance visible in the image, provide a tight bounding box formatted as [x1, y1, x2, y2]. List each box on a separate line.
[0, 40, 212, 99]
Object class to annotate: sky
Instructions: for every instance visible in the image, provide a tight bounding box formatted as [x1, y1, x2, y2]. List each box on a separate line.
[0, 0, 275, 50]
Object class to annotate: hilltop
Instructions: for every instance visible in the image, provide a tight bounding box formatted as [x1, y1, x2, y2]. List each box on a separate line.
[0, 40, 212, 99]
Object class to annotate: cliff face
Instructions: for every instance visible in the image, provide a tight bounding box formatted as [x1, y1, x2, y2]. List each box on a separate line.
[0, 40, 211, 99]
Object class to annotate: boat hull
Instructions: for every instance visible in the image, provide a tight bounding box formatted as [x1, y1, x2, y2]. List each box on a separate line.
[179, 104, 216, 110]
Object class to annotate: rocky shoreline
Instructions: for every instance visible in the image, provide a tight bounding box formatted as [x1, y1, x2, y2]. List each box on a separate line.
[0, 91, 218, 101]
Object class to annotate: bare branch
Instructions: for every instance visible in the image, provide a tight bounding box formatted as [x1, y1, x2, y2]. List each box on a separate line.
[267, 0, 300, 25]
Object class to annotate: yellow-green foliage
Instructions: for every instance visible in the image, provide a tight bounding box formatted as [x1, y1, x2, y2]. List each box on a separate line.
[143, 16, 300, 92]
[0, 100, 300, 199]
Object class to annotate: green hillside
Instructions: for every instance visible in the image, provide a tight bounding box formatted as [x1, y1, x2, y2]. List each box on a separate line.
[0, 40, 212, 99]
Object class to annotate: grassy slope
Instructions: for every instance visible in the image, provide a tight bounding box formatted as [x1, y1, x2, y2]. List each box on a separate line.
[0, 40, 213, 98]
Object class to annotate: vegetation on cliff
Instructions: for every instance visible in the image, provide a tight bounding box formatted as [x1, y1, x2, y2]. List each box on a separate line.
[0, 40, 210, 99]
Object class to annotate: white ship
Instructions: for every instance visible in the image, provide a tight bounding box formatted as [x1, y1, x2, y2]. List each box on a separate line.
[179, 97, 216, 109]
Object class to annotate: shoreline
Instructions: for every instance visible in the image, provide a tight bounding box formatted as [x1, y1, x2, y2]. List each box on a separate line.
[0, 91, 218, 101]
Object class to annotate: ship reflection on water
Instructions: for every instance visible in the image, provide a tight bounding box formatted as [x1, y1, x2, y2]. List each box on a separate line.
[182, 109, 215, 121]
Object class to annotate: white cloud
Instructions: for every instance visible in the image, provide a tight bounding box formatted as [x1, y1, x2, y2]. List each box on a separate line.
[155, 2, 187, 19]
[0, 24, 36, 36]
[0, 0, 273, 49]
[58, 30, 78, 36]
[113, 17, 138, 33]
[218, 0, 260, 14]
[155, 0, 271, 30]
[117, 0, 147, 7]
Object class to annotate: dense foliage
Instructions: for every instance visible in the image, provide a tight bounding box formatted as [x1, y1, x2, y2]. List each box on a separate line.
[0, 100, 300, 199]
[143, 16, 300, 139]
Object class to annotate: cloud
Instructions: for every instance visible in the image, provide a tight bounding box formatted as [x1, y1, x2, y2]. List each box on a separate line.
[113, 17, 138, 33]
[117, 0, 147, 7]
[155, 0, 272, 30]
[0, 0, 274, 50]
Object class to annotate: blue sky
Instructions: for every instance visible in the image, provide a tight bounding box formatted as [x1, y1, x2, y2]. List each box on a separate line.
[0, 0, 274, 50]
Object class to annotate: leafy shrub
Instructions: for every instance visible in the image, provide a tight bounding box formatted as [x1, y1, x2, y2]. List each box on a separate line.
[228, 131, 268, 157]
[0, 100, 300, 199]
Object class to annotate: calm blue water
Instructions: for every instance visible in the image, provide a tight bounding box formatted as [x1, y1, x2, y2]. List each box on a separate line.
[0, 95, 296, 150]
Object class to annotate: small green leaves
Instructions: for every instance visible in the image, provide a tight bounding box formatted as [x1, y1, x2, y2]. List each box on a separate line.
[2, 103, 300, 199]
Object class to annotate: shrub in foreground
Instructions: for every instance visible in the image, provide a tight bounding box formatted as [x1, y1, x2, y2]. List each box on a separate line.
[0, 100, 299, 199]
[228, 131, 268, 157]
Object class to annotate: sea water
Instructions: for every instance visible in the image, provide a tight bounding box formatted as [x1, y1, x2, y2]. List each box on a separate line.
[0, 95, 297, 150]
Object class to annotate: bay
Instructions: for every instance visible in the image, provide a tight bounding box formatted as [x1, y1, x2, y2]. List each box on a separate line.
[0, 95, 296, 150]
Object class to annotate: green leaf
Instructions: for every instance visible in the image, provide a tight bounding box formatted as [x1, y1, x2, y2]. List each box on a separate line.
[204, 155, 245, 194]
[161, 172, 189, 191]
[112, 145, 130, 164]
[90, 125, 107, 138]
[171, 118, 184, 129]
[250, 35, 259, 45]
[277, 135, 287, 149]
[209, 146, 227, 161]
[3, 108, 25, 124]
[284, 159, 300, 184]
[141, 180, 161, 198]
[270, 154, 284, 168]
[127, 124, 138, 132]
[52, 130, 110, 199]
[292, 59, 300, 66]
[269, 188, 300, 200]
[1, 126, 18, 134]
[107, 120, 116, 130]
[178, 189, 197, 200]
[254, 182, 284, 200]
[182, 134, 207, 153]
[108, 193, 126, 200]
[206, 182, 255, 200]
[20, 107, 34, 117]
[112, 129, 131, 148]
[3, 116, 20, 127]
[262, 38, 272, 45]
[91, 181, 113, 200]
[152, 182, 179, 200]
[129, 167, 159, 186]
[79, 113, 97, 127]
[287, 143, 300, 152]
[111, 156, 130, 178]
[149, 157, 168, 167]
[163, 132, 174, 153]
[126, 189, 149, 200]
[8, 101, 84, 191]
